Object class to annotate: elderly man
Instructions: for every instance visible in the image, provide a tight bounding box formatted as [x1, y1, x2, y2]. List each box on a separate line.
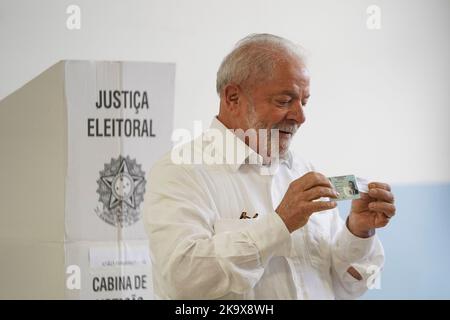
[144, 33, 395, 299]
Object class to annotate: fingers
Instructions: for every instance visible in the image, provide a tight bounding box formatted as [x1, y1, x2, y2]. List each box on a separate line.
[375, 212, 391, 227]
[369, 181, 391, 192]
[303, 186, 338, 201]
[306, 200, 337, 214]
[358, 192, 375, 201]
[368, 188, 394, 203]
[369, 201, 396, 218]
[295, 171, 333, 191]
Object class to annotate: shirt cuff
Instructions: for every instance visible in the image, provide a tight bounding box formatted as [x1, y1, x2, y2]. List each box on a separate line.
[246, 211, 292, 265]
[333, 222, 377, 262]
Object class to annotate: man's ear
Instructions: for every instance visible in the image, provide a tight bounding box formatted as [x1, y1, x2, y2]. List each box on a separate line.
[223, 84, 241, 110]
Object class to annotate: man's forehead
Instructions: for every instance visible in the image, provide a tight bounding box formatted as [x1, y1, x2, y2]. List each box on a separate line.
[247, 57, 310, 95]
[267, 74, 310, 97]
[267, 59, 310, 88]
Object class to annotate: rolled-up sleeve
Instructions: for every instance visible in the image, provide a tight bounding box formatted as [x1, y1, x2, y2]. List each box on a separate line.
[329, 209, 385, 299]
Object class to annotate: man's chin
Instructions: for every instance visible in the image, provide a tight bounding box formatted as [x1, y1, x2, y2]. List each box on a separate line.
[267, 147, 289, 161]
[278, 149, 290, 160]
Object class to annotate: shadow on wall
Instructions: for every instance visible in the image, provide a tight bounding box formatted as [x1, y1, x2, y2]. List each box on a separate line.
[338, 183, 450, 299]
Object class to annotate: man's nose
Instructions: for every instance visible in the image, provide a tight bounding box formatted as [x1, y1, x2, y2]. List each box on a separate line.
[286, 100, 306, 125]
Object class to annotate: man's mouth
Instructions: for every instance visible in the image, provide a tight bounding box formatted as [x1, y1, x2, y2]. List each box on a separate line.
[278, 130, 292, 135]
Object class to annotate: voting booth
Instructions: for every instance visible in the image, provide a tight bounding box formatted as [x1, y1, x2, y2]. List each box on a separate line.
[0, 61, 175, 299]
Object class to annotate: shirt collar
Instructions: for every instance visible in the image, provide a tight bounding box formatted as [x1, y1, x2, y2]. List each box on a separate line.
[283, 150, 293, 170]
[209, 117, 293, 172]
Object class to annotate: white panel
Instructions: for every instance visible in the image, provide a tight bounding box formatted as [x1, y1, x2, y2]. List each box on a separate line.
[64, 61, 175, 241]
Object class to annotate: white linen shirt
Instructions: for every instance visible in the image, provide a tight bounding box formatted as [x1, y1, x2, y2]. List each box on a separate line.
[144, 117, 384, 300]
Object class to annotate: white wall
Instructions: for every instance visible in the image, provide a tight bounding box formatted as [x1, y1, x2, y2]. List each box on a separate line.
[1, 0, 449, 184]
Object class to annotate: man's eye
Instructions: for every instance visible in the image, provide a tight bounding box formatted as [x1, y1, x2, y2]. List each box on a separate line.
[276, 100, 291, 106]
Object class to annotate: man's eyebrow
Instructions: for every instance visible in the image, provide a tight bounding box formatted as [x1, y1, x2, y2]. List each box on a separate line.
[274, 90, 300, 97]
[274, 91, 310, 100]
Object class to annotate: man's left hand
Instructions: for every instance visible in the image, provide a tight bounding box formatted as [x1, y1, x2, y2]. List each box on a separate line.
[347, 182, 396, 238]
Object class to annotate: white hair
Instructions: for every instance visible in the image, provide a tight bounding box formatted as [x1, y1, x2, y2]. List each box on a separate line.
[216, 33, 307, 96]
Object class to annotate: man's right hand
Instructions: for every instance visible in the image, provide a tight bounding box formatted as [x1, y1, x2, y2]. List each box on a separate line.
[275, 172, 338, 233]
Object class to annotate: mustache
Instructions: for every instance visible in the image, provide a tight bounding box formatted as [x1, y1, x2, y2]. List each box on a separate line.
[271, 122, 299, 134]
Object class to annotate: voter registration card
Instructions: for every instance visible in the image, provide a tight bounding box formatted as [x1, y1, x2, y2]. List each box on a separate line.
[328, 174, 361, 201]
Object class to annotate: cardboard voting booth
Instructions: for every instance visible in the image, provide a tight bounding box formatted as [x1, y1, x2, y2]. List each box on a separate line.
[0, 61, 175, 299]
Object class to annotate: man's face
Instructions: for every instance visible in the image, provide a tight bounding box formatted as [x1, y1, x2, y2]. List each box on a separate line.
[240, 57, 310, 159]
